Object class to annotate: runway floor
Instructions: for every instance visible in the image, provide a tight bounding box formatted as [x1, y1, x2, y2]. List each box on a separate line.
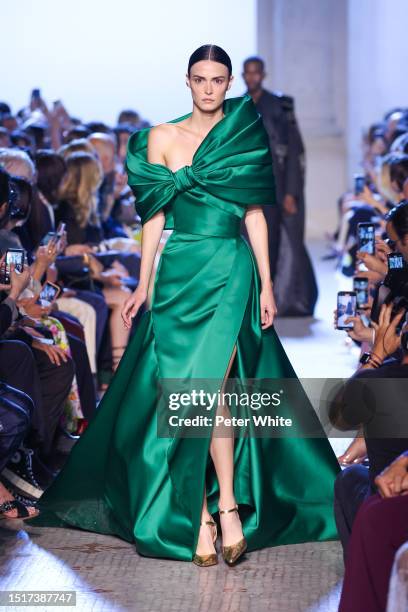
[0, 240, 358, 612]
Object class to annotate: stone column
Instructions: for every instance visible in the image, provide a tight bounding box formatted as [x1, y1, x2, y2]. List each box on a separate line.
[256, 0, 348, 239]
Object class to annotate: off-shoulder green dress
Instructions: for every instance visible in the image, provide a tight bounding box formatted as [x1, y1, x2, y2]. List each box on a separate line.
[26, 95, 340, 560]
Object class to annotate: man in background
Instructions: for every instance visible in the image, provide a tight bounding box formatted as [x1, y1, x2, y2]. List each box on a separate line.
[242, 56, 318, 317]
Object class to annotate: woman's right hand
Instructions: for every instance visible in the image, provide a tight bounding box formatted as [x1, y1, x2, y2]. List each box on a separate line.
[121, 286, 148, 329]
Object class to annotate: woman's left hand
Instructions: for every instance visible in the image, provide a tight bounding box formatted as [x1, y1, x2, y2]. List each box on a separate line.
[260, 281, 277, 329]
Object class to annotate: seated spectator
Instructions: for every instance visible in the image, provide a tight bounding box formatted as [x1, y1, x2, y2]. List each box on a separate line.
[338, 450, 408, 612]
[331, 303, 408, 559]
[55, 151, 132, 370]
[0, 147, 36, 184]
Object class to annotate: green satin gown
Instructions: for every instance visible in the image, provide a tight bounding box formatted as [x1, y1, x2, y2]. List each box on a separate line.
[26, 95, 340, 560]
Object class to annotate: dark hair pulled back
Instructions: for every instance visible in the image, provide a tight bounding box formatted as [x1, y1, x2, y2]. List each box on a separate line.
[187, 44, 232, 76]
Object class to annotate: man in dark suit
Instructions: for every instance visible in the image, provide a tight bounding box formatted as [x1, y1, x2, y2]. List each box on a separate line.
[242, 56, 318, 316]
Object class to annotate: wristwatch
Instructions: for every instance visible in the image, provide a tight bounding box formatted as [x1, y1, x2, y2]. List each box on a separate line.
[359, 352, 382, 367]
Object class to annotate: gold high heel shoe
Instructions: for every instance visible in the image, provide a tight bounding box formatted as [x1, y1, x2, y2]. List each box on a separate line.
[219, 504, 247, 565]
[192, 517, 218, 567]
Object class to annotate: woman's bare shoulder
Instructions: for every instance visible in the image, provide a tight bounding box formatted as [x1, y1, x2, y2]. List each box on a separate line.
[147, 123, 177, 163]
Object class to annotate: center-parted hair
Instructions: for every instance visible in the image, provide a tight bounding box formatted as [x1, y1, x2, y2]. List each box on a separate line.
[187, 44, 232, 76]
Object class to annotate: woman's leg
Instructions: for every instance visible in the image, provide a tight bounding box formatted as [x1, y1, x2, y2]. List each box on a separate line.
[209, 344, 244, 547]
[195, 343, 241, 556]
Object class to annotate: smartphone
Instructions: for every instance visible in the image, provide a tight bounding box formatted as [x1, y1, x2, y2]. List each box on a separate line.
[1, 248, 25, 284]
[40, 231, 57, 246]
[353, 277, 369, 309]
[336, 291, 357, 330]
[31, 88, 41, 99]
[56, 222, 66, 237]
[37, 281, 61, 306]
[357, 223, 375, 255]
[388, 252, 406, 271]
[354, 174, 365, 196]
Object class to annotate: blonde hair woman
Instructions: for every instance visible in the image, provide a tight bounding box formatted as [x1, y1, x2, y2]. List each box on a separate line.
[58, 138, 97, 160]
[57, 152, 132, 373]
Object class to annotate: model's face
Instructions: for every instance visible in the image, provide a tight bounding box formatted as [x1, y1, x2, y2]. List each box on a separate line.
[242, 61, 264, 92]
[186, 60, 233, 112]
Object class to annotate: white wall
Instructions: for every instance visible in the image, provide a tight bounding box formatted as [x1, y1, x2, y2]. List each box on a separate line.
[347, 0, 408, 179]
[1, 0, 256, 125]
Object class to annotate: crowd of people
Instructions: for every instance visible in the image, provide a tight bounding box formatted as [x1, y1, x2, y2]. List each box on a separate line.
[329, 106, 408, 611]
[0, 92, 156, 518]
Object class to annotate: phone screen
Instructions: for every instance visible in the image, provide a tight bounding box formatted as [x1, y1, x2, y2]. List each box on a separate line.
[6, 250, 24, 272]
[39, 282, 60, 305]
[337, 292, 357, 329]
[388, 253, 405, 270]
[2, 249, 24, 284]
[354, 174, 365, 196]
[56, 222, 66, 237]
[40, 232, 57, 246]
[353, 278, 369, 309]
[358, 223, 375, 255]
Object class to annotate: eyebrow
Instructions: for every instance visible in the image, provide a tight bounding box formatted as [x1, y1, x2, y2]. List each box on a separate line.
[191, 74, 226, 79]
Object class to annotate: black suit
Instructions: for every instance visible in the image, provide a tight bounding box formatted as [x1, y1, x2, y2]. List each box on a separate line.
[242, 89, 318, 316]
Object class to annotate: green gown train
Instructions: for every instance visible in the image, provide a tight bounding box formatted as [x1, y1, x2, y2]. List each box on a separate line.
[26, 94, 340, 560]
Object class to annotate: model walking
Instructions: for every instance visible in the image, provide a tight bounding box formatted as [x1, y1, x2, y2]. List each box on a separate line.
[27, 45, 340, 567]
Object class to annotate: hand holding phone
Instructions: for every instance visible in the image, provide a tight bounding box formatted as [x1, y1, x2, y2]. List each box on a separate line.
[336, 291, 357, 329]
[0, 249, 25, 285]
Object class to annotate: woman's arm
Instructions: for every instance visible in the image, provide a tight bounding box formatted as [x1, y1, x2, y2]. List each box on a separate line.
[137, 126, 168, 293]
[244, 206, 272, 288]
[137, 213, 165, 296]
[121, 127, 167, 328]
[244, 205, 277, 328]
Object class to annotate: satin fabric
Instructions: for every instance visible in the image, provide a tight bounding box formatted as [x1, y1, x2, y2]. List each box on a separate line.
[27, 95, 340, 560]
